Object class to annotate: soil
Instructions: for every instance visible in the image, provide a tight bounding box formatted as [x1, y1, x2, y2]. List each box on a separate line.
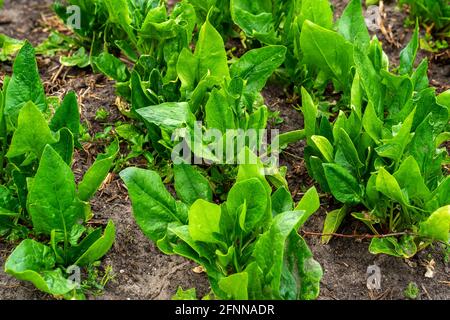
[0, 0, 448, 301]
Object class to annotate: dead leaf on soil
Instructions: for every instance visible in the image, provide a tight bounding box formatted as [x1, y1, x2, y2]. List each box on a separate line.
[193, 266, 205, 274]
[423, 259, 436, 278]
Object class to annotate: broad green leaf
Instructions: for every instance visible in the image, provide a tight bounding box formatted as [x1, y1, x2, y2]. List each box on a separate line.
[195, 18, 229, 81]
[337, 0, 370, 48]
[0, 34, 24, 61]
[375, 108, 415, 161]
[308, 155, 330, 192]
[301, 20, 354, 91]
[52, 128, 74, 165]
[354, 46, 383, 115]
[174, 164, 212, 205]
[399, 24, 419, 75]
[4, 42, 46, 123]
[227, 178, 268, 232]
[362, 101, 383, 144]
[311, 135, 334, 163]
[437, 90, 450, 109]
[299, 0, 333, 31]
[336, 128, 364, 169]
[393, 156, 431, 201]
[78, 139, 119, 202]
[294, 187, 320, 227]
[419, 206, 450, 242]
[49, 91, 80, 142]
[5, 239, 77, 296]
[411, 58, 429, 91]
[74, 220, 116, 266]
[252, 211, 304, 299]
[188, 200, 221, 244]
[28, 145, 85, 235]
[218, 273, 249, 300]
[177, 48, 198, 96]
[282, 232, 323, 300]
[376, 167, 407, 205]
[205, 88, 236, 132]
[137, 102, 194, 132]
[323, 163, 363, 204]
[322, 206, 348, 244]
[120, 168, 182, 242]
[230, 0, 278, 45]
[272, 187, 294, 216]
[369, 236, 417, 258]
[230, 46, 286, 93]
[6, 101, 57, 159]
[92, 52, 130, 82]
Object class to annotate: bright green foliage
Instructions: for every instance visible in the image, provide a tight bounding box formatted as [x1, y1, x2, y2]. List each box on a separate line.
[0, 43, 118, 299]
[300, 8, 449, 256]
[121, 152, 323, 300]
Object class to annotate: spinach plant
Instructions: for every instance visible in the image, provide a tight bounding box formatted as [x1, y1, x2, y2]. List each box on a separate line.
[299, 21, 450, 257]
[121, 150, 323, 300]
[0, 42, 118, 298]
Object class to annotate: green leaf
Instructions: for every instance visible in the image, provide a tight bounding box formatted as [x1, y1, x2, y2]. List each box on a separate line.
[299, 0, 333, 31]
[375, 108, 415, 161]
[322, 206, 348, 244]
[311, 135, 334, 163]
[301, 87, 317, 144]
[230, 46, 286, 93]
[5, 239, 77, 296]
[399, 23, 419, 75]
[4, 41, 46, 123]
[60, 47, 90, 68]
[92, 52, 130, 82]
[336, 128, 364, 170]
[337, 0, 370, 48]
[362, 101, 383, 144]
[137, 102, 194, 132]
[300, 20, 354, 91]
[49, 91, 80, 143]
[323, 163, 363, 204]
[28, 145, 85, 235]
[52, 128, 74, 165]
[369, 236, 417, 258]
[294, 187, 320, 227]
[227, 178, 269, 232]
[354, 46, 383, 115]
[188, 199, 221, 244]
[6, 101, 57, 159]
[174, 164, 212, 205]
[73, 220, 116, 266]
[252, 211, 304, 299]
[195, 17, 229, 82]
[205, 88, 236, 132]
[120, 168, 181, 242]
[231, 0, 278, 45]
[78, 139, 119, 202]
[218, 273, 249, 300]
[393, 156, 431, 201]
[419, 206, 450, 242]
[282, 232, 323, 300]
[0, 34, 24, 61]
[172, 287, 198, 300]
[272, 187, 294, 216]
[376, 167, 407, 205]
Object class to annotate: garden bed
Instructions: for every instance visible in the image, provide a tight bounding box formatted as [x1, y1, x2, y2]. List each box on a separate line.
[0, 0, 448, 300]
